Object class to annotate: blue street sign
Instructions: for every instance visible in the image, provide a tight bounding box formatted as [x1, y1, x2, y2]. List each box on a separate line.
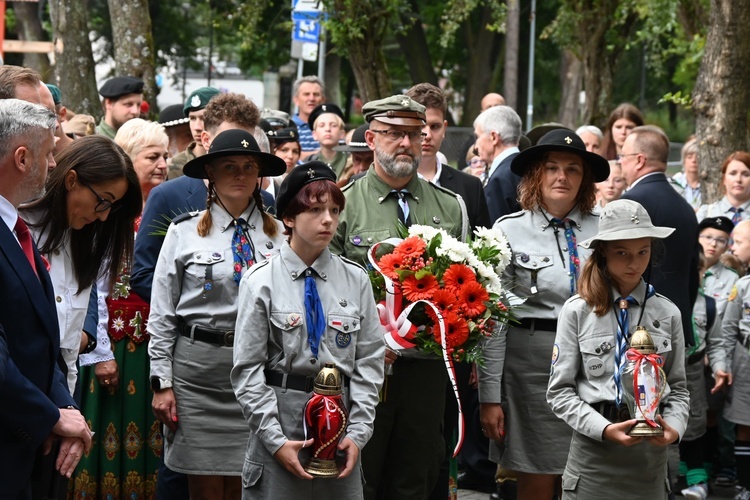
[292, 11, 320, 43]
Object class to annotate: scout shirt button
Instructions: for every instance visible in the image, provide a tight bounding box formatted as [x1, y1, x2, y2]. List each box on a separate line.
[542, 256, 550, 262]
[56, 296, 62, 303]
[344, 324, 349, 331]
[266, 241, 274, 249]
[519, 253, 529, 263]
[378, 196, 385, 202]
[432, 216, 441, 224]
[653, 319, 660, 328]
[367, 237, 373, 243]
[249, 224, 256, 230]
[310, 357, 317, 364]
[414, 196, 420, 201]
[663, 340, 668, 348]
[291, 271, 298, 279]
[320, 272, 327, 279]
[339, 299, 348, 307]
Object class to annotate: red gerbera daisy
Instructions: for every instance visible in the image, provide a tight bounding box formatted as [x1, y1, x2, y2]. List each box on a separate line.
[378, 253, 405, 280]
[402, 273, 439, 301]
[394, 236, 427, 260]
[433, 311, 470, 349]
[459, 281, 489, 317]
[432, 289, 455, 312]
[443, 264, 476, 293]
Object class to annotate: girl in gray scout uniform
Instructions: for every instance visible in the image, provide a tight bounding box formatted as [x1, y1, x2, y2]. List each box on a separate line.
[678, 249, 730, 500]
[478, 129, 610, 499]
[148, 129, 286, 499]
[547, 199, 690, 499]
[700, 216, 739, 316]
[696, 152, 750, 225]
[231, 162, 385, 499]
[721, 267, 750, 500]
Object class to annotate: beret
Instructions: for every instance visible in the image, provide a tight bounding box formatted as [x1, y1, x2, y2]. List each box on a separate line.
[275, 161, 336, 218]
[307, 103, 344, 130]
[698, 216, 734, 235]
[45, 84, 61, 105]
[183, 87, 221, 116]
[99, 76, 144, 98]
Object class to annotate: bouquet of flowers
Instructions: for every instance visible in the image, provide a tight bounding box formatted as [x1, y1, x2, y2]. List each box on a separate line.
[368, 224, 514, 365]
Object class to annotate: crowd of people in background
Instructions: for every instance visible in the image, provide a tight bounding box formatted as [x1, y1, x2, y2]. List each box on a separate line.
[2, 62, 750, 500]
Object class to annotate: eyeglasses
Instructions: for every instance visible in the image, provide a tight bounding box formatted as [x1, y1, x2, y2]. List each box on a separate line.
[615, 153, 641, 164]
[699, 234, 729, 247]
[84, 184, 121, 214]
[370, 129, 426, 143]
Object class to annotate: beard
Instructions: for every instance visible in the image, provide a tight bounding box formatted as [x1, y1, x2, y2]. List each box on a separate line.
[19, 158, 47, 203]
[376, 147, 421, 178]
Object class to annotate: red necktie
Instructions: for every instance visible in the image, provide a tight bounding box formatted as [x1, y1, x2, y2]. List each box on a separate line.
[14, 218, 38, 277]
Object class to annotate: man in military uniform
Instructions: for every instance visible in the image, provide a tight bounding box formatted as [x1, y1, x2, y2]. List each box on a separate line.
[168, 87, 221, 179]
[330, 94, 468, 500]
[95, 76, 144, 138]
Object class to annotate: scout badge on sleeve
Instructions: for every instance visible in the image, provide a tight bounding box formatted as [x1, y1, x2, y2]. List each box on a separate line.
[620, 326, 667, 436]
[303, 363, 348, 477]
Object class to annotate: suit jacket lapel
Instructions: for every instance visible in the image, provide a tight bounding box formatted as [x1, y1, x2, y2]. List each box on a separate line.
[0, 223, 58, 342]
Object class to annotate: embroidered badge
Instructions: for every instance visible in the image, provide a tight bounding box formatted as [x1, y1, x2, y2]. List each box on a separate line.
[336, 331, 352, 348]
[551, 343, 560, 365]
[190, 95, 201, 107]
[743, 302, 750, 321]
[729, 285, 738, 302]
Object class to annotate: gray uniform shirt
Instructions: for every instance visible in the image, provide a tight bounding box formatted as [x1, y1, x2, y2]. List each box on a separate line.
[547, 280, 690, 442]
[478, 207, 599, 402]
[703, 262, 739, 318]
[231, 242, 386, 456]
[721, 274, 750, 371]
[693, 292, 727, 374]
[696, 197, 750, 223]
[149, 204, 284, 383]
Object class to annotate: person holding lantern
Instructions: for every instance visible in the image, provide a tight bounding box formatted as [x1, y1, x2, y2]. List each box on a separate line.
[546, 199, 689, 498]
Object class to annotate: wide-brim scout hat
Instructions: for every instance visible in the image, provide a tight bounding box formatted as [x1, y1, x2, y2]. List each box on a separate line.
[183, 129, 286, 179]
[99, 76, 144, 99]
[511, 128, 610, 182]
[267, 127, 300, 146]
[307, 103, 345, 130]
[580, 199, 675, 248]
[698, 216, 734, 235]
[333, 123, 370, 152]
[526, 122, 571, 146]
[275, 161, 337, 218]
[362, 95, 425, 127]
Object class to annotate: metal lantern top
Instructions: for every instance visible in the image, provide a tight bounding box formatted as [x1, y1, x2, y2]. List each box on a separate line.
[629, 326, 657, 354]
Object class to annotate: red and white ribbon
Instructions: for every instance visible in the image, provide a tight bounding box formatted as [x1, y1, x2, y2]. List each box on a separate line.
[625, 349, 665, 428]
[368, 240, 465, 456]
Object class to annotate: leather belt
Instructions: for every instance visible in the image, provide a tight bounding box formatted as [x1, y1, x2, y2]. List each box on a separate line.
[518, 318, 558, 332]
[264, 370, 350, 393]
[597, 401, 631, 423]
[687, 349, 705, 365]
[178, 319, 234, 347]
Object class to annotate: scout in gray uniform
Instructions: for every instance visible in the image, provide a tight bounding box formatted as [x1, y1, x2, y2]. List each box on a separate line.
[148, 129, 286, 498]
[720, 272, 750, 500]
[547, 199, 689, 500]
[699, 216, 739, 316]
[477, 129, 609, 499]
[678, 250, 730, 500]
[231, 162, 385, 499]
[696, 152, 750, 224]
[330, 94, 469, 500]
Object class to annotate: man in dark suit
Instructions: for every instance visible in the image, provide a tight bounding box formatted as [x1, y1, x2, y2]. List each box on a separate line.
[405, 83, 490, 231]
[620, 125, 699, 347]
[475, 105, 524, 223]
[0, 99, 91, 498]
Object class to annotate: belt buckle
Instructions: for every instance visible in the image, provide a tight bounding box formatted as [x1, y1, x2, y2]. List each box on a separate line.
[304, 376, 314, 392]
[617, 406, 631, 423]
[223, 331, 235, 346]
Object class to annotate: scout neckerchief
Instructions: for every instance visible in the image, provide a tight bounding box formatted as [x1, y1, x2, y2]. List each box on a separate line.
[214, 192, 257, 285]
[304, 267, 326, 359]
[613, 282, 655, 407]
[542, 209, 580, 296]
[729, 206, 744, 226]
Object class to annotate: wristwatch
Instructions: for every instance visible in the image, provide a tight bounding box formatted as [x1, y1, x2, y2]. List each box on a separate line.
[150, 377, 173, 391]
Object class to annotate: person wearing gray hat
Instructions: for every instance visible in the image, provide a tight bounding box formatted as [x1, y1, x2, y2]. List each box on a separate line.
[148, 129, 286, 497]
[95, 76, 144, 139]
[231, 162, 385, 498]
[330, 93, 469, 500]
[477, 128, 607, 498]
[547, 198, 689, 500]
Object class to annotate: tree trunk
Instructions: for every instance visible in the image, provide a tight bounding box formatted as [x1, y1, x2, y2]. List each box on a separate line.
[396, 0, 437, 87]
[107, 0, 157, 111]
[557, 49, 581, 127]
[347, 39, 392, 102]
[693, 0, 750, 204]
[49, 0, 101, 118]
[503, 0, 520, 110]
[461, 6, 501, 125]
[13, 2, 52, 79]
[324, 51, 342, 107]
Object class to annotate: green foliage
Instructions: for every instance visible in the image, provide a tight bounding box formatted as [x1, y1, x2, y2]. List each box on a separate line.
[439, 0, 507, 48]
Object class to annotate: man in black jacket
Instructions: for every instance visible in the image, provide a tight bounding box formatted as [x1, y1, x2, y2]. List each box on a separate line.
[620, 125, 699, 348]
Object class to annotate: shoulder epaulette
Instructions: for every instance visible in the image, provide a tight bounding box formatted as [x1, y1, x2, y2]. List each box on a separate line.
[497, 210, 526, 223]
[337, 254, 367, 273]
[172, 211, 200, 225]
[245, 259, 272, 278]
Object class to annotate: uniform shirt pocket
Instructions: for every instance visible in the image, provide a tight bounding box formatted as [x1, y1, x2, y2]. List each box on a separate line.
[347, 229, 391, 252]
[185, 250, 229, 282]
[270, 310, 305, 360]
[326, 314, 360, 361]
[241, 458, 263, 488]
[513, 253, 555, 294]
[579, 333, 615, 379]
